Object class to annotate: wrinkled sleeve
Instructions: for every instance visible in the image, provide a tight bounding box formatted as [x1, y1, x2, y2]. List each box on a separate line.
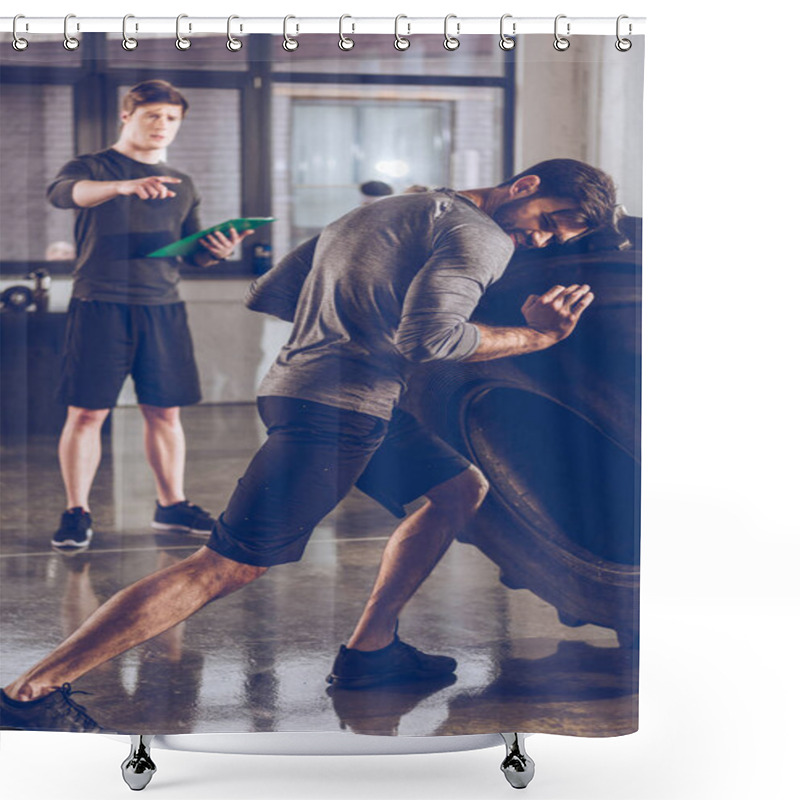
[182, 180, 202, 239]
[244, 235, 319, 321]
[394, 222, 512, 363]
[46, 158, 94, 209]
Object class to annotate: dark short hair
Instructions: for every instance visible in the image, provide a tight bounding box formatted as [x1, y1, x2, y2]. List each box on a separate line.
[121, 80, 189, 116]
[499, 158, 617, 229]
[360, 181, 394, 197]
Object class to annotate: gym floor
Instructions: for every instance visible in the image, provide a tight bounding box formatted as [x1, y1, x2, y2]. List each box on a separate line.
[0, 404, 636, 737]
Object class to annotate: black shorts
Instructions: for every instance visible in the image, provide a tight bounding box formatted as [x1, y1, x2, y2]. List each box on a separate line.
[206, 396, 472, 567]
[57, 299, 202, 409]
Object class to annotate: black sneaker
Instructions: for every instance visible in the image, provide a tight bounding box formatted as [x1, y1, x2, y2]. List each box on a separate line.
[51, 507, 93, 549]
[326, 633, 457, 689]
[0, 683, 106, 733]
[151, 500, 214, 535]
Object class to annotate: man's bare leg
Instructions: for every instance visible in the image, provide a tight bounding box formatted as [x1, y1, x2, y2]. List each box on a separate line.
[140, 404, 186, 507]
[3, 547, 267, 702]
[59, 406, 111, 510]
[346, 465, 489, 652]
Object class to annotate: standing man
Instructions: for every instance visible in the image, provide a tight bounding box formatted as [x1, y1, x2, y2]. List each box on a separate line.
[48, 80, 252, 550]
[1, 159, 616, 730]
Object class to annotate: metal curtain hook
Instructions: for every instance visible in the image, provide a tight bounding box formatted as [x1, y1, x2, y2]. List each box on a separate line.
[443, 14, 460, 51]
[499, 14, 515, 51]
[339, 14, 354, 50]
[12, 14, 29, 51]
[63, 13, 80, 51]
[122, 14, 138, 51]
[553, 14, 570, 51]
[283, 15, 299, 51]
[175, 14, 191, 51]
[615, 14, 632, 51]
[394, 15, 410, 51]
[227, 15, 242, 51]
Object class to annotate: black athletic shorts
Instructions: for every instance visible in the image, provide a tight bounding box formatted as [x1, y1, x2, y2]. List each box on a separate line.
[206, 396, 472, 567]
[57, 299, 202, 409]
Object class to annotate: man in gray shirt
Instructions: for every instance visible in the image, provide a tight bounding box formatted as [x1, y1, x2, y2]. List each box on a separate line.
[1, 159, 618, 728]
[255, 189, 513, 418]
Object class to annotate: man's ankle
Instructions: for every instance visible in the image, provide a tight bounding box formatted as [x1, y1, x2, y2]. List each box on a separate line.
[346, 630, 396, 652]
[3, 681, 37, 702]
[157, 498, 186, 508]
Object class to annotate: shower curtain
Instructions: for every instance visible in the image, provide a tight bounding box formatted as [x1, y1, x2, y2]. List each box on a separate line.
[0, 25, 643, 741]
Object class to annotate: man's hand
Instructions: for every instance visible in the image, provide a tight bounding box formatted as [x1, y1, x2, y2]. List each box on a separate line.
[195, 227, 255, 265]
[116, 176, 182, 200]
[521, 284, 594, 343]
[465, 284, 594, 364]
[71, 177, 181, 208]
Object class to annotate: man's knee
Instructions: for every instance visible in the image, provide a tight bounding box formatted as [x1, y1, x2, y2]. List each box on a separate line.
[66, 406, 110, 430]
[427, 465, 489, 518]
[140, 404, 181, 426]
[188, 546, 268, 599]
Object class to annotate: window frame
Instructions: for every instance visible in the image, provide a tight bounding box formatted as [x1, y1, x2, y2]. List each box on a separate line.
[0, 33, 514, 279]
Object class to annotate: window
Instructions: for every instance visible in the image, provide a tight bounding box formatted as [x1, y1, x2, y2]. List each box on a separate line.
[273, 83, 504, 253]
[1, 34, 514, 276]
[271, 34, 506, 78]
[291, 100, 450, 236]
[0, 83, 76, 262]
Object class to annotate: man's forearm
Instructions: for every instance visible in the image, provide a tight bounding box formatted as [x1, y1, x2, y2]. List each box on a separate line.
[71, 181, 122, 208]
[463, 323, 558, 363]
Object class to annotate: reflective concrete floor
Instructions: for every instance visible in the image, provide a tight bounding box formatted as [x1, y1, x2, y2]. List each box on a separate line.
[0, 405, 637, 737]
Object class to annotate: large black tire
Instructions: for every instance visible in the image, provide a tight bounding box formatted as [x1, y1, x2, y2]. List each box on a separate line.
[404, 239, 641, 642]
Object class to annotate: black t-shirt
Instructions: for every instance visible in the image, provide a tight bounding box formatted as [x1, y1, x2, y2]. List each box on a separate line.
[47, 148, 202, 304]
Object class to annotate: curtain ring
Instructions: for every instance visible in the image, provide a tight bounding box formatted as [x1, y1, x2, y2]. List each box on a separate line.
[227, 15, 242, 51]
[175, 14, 191, 51]
[443, 14, 460, 51]
[499, 14, 515, 51]
[339, 14, 354, 51]
[63, 13, 80, 51]
[394, 15, 410, 51]
[553, 14, 570, 51]
[122, 14, 138, 51]
[615, 15, 632, 51]
[283, 15, 299, 51]
[12, 15, 29, 51]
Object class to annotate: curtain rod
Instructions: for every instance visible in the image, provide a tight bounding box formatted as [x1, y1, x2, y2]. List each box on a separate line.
[1, 16, 646, 37]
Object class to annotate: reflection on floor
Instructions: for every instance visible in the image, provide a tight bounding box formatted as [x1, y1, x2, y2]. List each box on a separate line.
[0, 405, 637, 737]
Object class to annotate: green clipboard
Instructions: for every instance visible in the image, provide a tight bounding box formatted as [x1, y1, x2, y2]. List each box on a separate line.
[147, 217, 275, 258]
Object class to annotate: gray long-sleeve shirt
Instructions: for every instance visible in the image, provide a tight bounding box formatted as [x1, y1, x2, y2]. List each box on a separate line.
[251, 190, 514, 420]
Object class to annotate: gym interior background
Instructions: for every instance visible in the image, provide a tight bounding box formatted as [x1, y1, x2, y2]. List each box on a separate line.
[0, 33, 643, 736]
[1, 33, 642, 405]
